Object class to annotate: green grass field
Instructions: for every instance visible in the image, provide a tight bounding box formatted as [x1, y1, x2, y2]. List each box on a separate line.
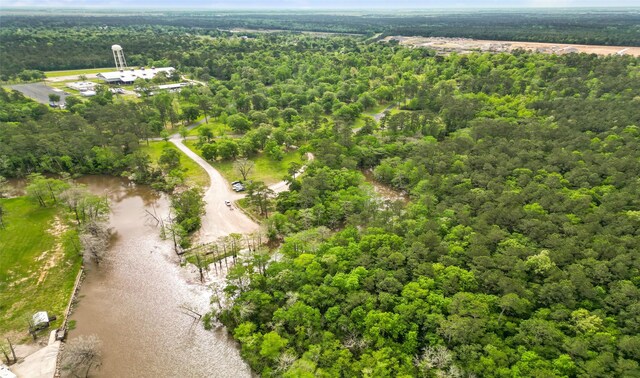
[188, 120, 232, 137]
[184, 140, 303, 185]
[350, 117, 366, 129]
[0, 197, 81, 341]
[363, 103, 389, 116]
[140, 141, 209, 188]
[44, 67, 113, 78]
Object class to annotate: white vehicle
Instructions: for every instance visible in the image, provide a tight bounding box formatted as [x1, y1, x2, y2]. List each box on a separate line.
[224, 200, 232, 207]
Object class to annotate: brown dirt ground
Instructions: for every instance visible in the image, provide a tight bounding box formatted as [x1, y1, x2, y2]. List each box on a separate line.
[383, 36, 640, 57]
[36, 217, 67, 286]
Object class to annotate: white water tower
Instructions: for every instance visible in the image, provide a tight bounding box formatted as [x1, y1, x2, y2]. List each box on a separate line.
[111, 44, 127, 71]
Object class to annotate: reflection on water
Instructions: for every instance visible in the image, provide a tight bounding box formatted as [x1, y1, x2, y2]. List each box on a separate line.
[70, 176, 251, 378]
[363, 170, 410, 203]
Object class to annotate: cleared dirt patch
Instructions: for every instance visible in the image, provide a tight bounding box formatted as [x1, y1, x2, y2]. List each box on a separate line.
[383, 36, 640, 57]
[36, 217, 68, 286]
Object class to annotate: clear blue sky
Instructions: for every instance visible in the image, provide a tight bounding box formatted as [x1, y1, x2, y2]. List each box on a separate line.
[3, 0, 639, 8]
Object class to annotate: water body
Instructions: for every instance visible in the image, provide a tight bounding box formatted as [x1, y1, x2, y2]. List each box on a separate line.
[69, 176, 251, 378]
[363, 170, 410, 203]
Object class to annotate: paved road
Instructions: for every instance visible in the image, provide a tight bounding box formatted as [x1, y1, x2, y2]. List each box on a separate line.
[9, 83, 69, 105]
[10, 331, 59, 378]
[163, 117, 313, 240]
[373, 104, 396, 122]
[45, 73, 100, 83]
[268, 152, 315, 194]
[170, 136, 259, 243]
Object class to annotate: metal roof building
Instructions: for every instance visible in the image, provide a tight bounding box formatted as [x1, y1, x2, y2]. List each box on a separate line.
[97, 67, 175, 84]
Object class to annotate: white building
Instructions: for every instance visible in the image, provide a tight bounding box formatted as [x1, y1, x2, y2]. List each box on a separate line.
[97, 67, 175, 84]
[135, 82, 193, 96]
[79, 90, 97, 97]
[67, 81, 96, 91]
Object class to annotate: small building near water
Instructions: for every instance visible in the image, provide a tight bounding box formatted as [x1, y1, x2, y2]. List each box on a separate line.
[32, 311, 50, 330]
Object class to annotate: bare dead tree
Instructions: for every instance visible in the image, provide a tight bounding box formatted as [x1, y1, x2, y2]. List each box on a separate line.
[80, 221, 110, 267]
[413, 345, 468, 378]
[234, 158, 255, 181]
[179, 303, 203, 330]
[253, 248, 270, 277]
[144, 209, 161, 225]
[1, 345, 10, 365]
[208, 282, 225, 312]
[276, 351, 297, 373]
[229, 233, 243, 262]
[179, 303, 203, 320]
[6, 338, 16, 363]
[60, 334, 102, 378]
[60, 185, 109, 225]
[194, 252, 209, 283]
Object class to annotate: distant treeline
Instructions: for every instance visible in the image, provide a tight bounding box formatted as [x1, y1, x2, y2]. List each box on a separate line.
[0, 24, 214, 79]
[1, 10, 639, 78]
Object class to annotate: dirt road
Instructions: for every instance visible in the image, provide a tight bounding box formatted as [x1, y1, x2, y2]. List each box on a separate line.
[373, 104, 396, 122]
[268, 152, 315, 194]
[170, 136, 259, 243]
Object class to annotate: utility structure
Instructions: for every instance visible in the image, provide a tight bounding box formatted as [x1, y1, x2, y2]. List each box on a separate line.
[111, 44, 127, 71]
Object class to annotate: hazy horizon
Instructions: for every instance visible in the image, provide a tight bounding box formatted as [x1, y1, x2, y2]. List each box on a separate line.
[3, 0, 640, 9]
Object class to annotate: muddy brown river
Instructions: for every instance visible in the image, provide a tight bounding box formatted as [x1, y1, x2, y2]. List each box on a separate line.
[69, 176, 251, 378]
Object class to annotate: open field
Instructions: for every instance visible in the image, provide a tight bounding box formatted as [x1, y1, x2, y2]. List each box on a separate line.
[350, 117, 366, 130]
[188, 120, 232, 137]
[140, 140, 210, 188]
[184, 140, 303, 185]
[0, 197, 81, 341]
[383, 36, 640, 57]
[44, 67, 112, 78]
[364, 103, 390, 117]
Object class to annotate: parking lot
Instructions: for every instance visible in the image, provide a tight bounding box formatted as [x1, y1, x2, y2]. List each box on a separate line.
[8, 83, 70, 105]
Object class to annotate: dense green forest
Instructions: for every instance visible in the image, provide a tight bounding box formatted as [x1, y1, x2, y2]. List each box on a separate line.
[205, 43, 639, 377]
[0, 88, 149, 177]
[1, 9, 639, 79]
[2, 23, 640, 377]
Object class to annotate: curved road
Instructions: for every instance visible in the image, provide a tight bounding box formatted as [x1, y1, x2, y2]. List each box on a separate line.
[268, 152, 315, 194]
[373, 104, 396, 122]
[171, 136, 259, 243]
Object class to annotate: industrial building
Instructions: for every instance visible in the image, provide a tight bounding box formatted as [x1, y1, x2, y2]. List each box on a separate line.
[97, 67, 175, 84]
[66, 81, 96, 91]
[96, 44, 175, 84]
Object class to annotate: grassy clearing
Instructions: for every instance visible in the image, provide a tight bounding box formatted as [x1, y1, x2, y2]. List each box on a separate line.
[350, 117, 366, 129]
[140, 141, 210, 188]
[0, 197, 81, 341]
[363, 103, 389, 116]
[184, 140, 303, 185]
[44, 67, 113, 78]
[188, 120, 232, 137]
[236, 197, 265, 221]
